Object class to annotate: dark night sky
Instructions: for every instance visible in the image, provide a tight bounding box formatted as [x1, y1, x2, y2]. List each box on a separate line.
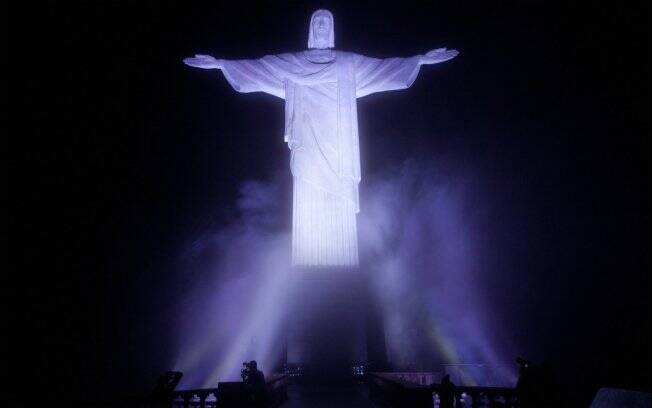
[13, 0, 650, 401]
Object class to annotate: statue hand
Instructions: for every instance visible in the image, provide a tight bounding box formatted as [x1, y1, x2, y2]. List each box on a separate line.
[183, 54, 222, 69]
[420, 48, 459, 65]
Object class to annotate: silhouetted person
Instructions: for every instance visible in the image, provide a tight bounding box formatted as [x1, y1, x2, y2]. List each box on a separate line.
[517, 357, 540, 407]
[516, 357, 560, 408]
[439, 374, 457, 408]
[243, 360, 267, 407]
[149, 371, 182, 408]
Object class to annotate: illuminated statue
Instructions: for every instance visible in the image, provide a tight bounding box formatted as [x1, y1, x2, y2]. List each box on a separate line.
[184, 9, 458, 266]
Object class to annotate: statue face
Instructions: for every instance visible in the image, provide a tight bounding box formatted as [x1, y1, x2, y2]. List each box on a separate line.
[311, 14, 332, 48]
[313, 15, 331, 36]
[307, 9, 334, 49]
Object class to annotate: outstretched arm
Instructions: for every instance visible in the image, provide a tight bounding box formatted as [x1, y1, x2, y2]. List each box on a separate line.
[182, 53, 286, 98]
[354, 48, 459, 98]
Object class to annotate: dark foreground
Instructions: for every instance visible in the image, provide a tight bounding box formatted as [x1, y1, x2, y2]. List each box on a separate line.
[281, 384, 376, 408]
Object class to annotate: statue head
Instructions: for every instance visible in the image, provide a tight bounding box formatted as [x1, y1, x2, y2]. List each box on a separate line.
[308, 9, 334, 49]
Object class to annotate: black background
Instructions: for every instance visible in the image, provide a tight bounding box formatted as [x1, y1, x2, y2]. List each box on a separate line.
[12, 0, 650, 402]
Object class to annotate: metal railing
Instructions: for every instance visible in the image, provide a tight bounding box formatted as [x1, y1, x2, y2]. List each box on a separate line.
[369, 372, 518, 408]
[169, 374, 288, 408]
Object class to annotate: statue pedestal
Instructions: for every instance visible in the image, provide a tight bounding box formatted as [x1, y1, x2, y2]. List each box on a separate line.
[285, 266, 387, 382]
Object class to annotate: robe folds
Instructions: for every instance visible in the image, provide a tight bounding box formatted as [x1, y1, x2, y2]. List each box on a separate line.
[220, 51, 422, 266]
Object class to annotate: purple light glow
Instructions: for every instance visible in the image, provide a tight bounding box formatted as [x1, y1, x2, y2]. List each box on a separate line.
[359, 161, 517, 386]
[172, 160, 516, 389]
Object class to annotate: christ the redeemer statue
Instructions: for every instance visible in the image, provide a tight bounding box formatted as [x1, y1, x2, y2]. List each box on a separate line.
[184, 9, 458, 267]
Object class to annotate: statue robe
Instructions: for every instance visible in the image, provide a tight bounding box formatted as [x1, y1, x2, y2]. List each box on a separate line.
[220, 51, 422, 266]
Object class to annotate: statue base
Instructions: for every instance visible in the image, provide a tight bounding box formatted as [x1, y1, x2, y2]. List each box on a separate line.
[285, 265, 388, 382]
